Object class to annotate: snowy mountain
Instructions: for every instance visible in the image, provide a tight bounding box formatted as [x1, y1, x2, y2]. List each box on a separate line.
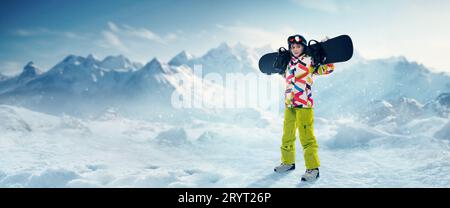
[0, 54, 174, 116]
[169, 42, 267, 75]
[0, 43, 449, 122]
[0, 54, 149, 95]
[424, 92, 450, 117]
[100, 54, 142, 72]
[362, 96, 428, 126]
[125, 58, 174, 95]
[168, 51, 193, 66]
[435, 93, 450, 109]
[184, 42, 258, 75]
[313, 56, 450, 118]
[361, 99, 396, 124]
[0, 43, 269, 117]
[122, 58, 176, 115]
[38, 55, 99, 91]
[17, 61, 42, 82]
[0, 61, 42, 94]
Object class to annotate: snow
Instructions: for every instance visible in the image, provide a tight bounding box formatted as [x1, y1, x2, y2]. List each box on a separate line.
[168, 51, 193, 66]
[99, 55, 139, 72]
[0, 104, 449, 188]
[27, 169, 81, 188]
[435, 121, 450, 141]
[154, 128, 188, 145]
[1, 42, 450, 187]
[324, 121, 386, 149]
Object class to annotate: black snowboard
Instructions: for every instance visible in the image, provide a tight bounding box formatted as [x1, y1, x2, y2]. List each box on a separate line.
[258, 35, 353, 75]
[258, 52, 287, 75]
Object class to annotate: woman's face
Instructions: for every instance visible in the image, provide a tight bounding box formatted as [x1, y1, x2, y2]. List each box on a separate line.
[291, 43, 303, 57]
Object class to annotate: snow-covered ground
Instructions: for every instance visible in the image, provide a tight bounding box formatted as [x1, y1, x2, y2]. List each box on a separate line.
[1, 104, 449, 188]
[1, 42, 450, 187]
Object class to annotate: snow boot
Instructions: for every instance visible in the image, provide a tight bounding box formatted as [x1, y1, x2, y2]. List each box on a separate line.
[274, 163, 295, 173]
[301, 168, 319, 182]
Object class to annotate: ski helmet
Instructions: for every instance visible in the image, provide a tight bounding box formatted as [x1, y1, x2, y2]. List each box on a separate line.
[287, 34, 307, 49]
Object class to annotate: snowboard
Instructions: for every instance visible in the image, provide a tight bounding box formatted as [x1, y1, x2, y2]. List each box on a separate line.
[258, 49, 289, 75]
[258, 35, 353, 75]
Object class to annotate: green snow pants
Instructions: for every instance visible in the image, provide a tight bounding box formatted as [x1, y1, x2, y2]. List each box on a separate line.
[280, 107, 320, 170]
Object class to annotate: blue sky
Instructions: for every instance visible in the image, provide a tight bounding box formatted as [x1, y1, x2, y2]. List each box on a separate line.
[1, 0, 450, 75]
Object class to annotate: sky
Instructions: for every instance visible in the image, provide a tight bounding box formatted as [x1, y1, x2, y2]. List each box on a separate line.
[1, 0, 450, 75]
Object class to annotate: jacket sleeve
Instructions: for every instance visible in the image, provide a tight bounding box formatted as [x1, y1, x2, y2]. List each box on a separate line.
[310, 63, 335, 75]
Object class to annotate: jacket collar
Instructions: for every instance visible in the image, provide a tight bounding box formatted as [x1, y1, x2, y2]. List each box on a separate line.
[291, 54, 307, 65]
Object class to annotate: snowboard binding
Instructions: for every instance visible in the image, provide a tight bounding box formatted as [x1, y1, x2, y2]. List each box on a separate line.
[305, 40, 326, 68]
[272, 47, 291, 75]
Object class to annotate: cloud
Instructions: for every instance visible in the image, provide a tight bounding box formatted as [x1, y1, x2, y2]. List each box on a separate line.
[290, 0, 339, 13]
[166, 33, 177, 41]
[98, 21, 180, 54]
[107, 21, 177, 44]
[107, 22, 119, 32]
[12, 28, 85, 40]
[63, 32, 84, 39]
[124, 26, 165, 43]
[13, 28, 50, 36]
[100, 31, 129, 52]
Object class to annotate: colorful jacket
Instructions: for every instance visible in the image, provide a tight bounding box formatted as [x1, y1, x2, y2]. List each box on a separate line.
[284, 54, 334, 108]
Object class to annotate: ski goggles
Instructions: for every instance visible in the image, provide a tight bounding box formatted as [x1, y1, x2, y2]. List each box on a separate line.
[288, 35, 306, 45]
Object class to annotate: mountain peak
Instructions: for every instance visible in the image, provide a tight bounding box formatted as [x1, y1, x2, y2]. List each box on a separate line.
[61, 54, 99, 64]
[102, 54, 127, 61]
[18, 61, 42, 81]
[203, 42, 234, 59]
[179, 51, 192, 59]
[23, 61, 41, 73]
[100, 54, 137, 72]
[232, 42, 252, 54]
[168, 50, 193, 66]
[139, 58, 173, 74]
[63, 54, 80, 61]
[86, 54, 99, 61]
[217, 42, 231, 50]
[61, 54, 84, 65]
[384, 55, 408, 63]
[84, 54, 100, 66]
[234, 42, 246, 49]
[144, 58, 162, 69]
[25, 61, 35, 68]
